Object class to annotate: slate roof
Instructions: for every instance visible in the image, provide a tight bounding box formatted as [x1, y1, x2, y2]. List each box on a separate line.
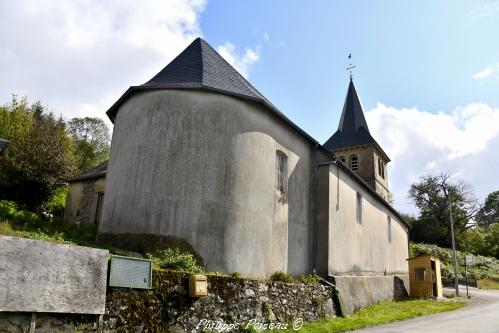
[106, 37, 273, 122]
[0, 139, 10, 153]
[323, 80, 390, 161]
[68, 160, 108, 183]
[143, 38, 266, 101]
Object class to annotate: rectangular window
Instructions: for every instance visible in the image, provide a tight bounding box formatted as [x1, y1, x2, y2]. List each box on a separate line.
[387, 215, 392, 242]
[378, 158, 382, 176]
[415, 268, 426, 281]
[276, 151, 288, 193]
[356, 192, 362, 224]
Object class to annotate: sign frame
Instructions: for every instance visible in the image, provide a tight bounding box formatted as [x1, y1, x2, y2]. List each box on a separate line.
[108, 255, 153, 289]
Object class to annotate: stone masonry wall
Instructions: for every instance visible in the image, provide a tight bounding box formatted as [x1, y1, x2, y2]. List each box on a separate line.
[0, 270, 337, 332]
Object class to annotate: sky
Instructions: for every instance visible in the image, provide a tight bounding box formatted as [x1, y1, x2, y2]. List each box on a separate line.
[1, 0, 498, 215]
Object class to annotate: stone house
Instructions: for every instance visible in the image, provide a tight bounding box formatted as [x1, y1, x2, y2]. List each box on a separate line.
[66, 38, 410, 309]
[64, 160, 106, 226]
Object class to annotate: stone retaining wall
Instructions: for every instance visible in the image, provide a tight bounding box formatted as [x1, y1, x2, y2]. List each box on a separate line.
[0, 270, 337, 332]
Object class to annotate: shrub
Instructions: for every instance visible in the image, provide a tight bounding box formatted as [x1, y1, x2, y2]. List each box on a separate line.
[0, 200, 39, 226]
[43, 185, 68, 217]
[410, 242, 499, 281]
[148, 248, 203, 273]
[298, 274, 320, 284]
[270, 271, 294, 283]
[231, 272, 242, 279]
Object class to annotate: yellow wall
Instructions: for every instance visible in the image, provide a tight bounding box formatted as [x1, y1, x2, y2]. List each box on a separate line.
[64, 177, 106, 225]
[408, 255, 443, 298]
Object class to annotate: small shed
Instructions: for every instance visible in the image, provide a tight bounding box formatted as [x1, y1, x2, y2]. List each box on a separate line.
[408, 255, 443, 298]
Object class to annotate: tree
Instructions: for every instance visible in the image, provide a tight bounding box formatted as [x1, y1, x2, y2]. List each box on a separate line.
[0, 96, 77, 209]
[67, 117, 110, 172]
[476, 191, 499, 227]
[408, 173, 480, 248]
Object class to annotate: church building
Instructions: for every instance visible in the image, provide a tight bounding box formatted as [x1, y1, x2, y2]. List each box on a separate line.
[66, 38, 410, 312]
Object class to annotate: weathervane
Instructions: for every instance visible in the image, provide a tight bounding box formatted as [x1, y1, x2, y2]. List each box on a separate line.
[347, 53, 356, 80]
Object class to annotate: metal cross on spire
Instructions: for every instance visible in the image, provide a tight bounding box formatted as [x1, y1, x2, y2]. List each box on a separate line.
[347, 53, 356, 80]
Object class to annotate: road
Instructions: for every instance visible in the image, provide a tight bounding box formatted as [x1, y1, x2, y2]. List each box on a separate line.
[352, 287, 499, 333]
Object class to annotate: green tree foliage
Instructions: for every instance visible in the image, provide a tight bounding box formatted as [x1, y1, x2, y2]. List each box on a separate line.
[408, 173, 480, 248]
[67, 117, 110, 173]
[0, 96, 77, 209]
[476, 190, 499, 227]
[410, 242, 499, 281]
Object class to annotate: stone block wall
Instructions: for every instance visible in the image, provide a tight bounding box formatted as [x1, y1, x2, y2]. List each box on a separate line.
[0, 270, 337, 332]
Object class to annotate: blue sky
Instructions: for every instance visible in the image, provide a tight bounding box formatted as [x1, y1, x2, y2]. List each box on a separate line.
[202, 0, 499, 142]
[1, 0, 498, 214]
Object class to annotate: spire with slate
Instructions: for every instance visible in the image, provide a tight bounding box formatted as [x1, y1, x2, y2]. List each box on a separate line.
[323, 79, 377, 151]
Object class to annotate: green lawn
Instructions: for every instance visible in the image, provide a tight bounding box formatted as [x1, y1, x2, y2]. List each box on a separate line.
[478, 279, 499, 290]
[274, 299, 465, 333]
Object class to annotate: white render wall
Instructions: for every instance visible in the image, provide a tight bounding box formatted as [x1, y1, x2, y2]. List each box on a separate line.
[326, 164, 409, 276]
[100, 89, 314, 276]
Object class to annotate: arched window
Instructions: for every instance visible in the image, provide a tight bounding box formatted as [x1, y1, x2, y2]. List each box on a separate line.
[339, 155, 346, 163]
[276, 151, 288, 193]
[350, 155, 359, 171]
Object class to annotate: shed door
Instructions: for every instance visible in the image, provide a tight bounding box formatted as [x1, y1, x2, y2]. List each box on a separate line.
[94, 192, 104, 227]
[431, 260, 437, 297]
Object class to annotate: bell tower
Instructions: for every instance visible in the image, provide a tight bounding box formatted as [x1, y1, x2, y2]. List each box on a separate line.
[323, 78, 391, 201]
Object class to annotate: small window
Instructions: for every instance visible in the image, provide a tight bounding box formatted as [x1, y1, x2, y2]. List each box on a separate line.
[356, 192, 362, 224]
[387, 215, 392, 242]
[350, 155, 359, 171]
[378, 158, 382, 176]
[381, 162, 385, 179]
[276, 151, 288, 193]
[415, 268, 426, 281]
[339, 155, 346, 163]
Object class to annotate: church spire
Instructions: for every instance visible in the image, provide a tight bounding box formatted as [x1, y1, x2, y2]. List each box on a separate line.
[323, 80, 375, 150]
[337, 80, 370, 135]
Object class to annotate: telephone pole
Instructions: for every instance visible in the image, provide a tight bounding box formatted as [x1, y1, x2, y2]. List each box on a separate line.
[447, 188, 459, 296]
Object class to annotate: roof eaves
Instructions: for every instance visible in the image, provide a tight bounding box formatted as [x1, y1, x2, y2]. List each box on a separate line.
[68, 171, 107, 183]
[106, 85, 321, 147]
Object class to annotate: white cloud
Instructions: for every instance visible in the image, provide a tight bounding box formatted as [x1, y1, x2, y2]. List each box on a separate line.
[217, 42, 260, 78]
[471, 1, 499, 18]
[263, 32, 270, 41]
[0, 0, 207, 123]
[366, 103, 499, 215]
[473, 66, 494, 79]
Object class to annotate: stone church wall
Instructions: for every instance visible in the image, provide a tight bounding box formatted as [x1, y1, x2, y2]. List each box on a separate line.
[315, 160, 409, 313]
[321, 163, 409, 275]
[100, 89, 314, 277]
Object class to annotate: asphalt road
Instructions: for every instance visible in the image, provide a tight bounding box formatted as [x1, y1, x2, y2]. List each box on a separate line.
[352, 287, 499, 333]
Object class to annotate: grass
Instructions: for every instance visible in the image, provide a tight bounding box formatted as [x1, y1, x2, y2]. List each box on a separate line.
[274, 299, 465, 333]
[477, 279, 499, 290]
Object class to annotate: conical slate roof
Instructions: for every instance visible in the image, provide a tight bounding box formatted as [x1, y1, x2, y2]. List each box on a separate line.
[323, 79, 389, 161]
[142, 38, 266, 101]
[106, 38, 268, 121]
